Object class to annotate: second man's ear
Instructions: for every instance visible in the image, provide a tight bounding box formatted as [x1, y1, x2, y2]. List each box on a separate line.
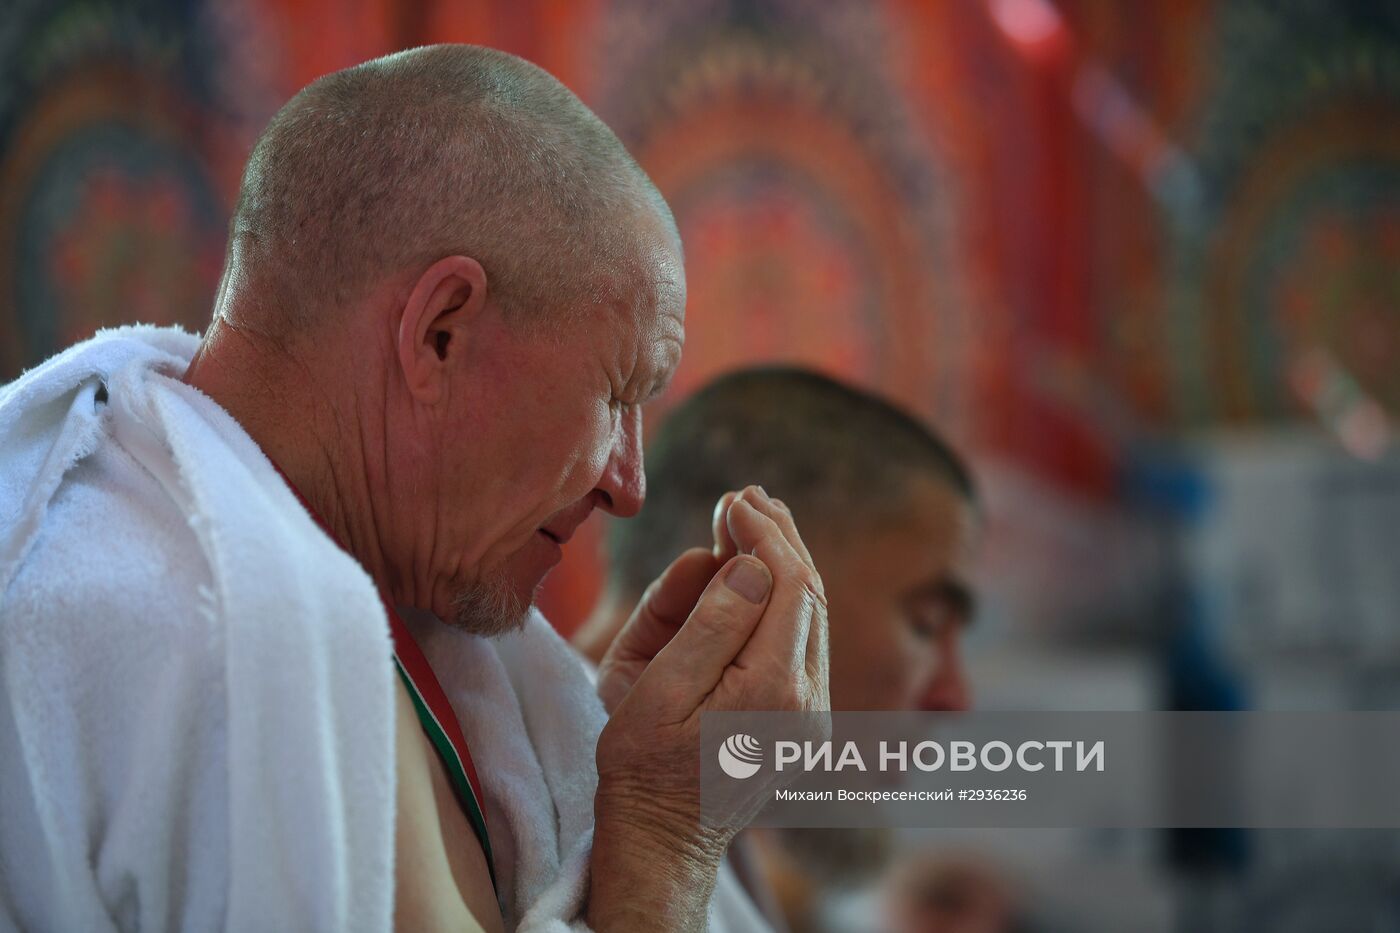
[397, 255, 489, 404]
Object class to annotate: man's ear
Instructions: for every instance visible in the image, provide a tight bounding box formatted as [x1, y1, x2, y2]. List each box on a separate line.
[396, 255, 488, 405]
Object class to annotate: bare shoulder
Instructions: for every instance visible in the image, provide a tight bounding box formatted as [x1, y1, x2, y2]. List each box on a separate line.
[392, 675, 501, 933]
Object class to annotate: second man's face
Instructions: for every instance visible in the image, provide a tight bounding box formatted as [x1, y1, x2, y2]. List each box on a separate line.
[816, 475, 977, 712]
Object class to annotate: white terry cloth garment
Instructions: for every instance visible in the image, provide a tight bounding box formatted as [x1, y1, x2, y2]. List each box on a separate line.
[413, 612, 776, 933]
[404, 607, 602, 932]
[0, 325, 601, 932]
[0, 325, 394, 932]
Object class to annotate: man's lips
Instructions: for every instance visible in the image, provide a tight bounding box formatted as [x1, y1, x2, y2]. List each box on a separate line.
[539, 503, 594, 546]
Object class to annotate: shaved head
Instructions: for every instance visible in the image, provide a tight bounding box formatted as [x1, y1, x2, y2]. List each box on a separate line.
[191, 44, 687, 642]
[223, 43, 676, 335]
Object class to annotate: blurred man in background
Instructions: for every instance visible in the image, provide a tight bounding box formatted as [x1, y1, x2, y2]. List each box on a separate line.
[576, 367, 985, 931]
[577, 367, 977, 713]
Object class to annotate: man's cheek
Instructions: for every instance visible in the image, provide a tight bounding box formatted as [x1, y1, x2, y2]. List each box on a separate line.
[572, 423, 616, 490]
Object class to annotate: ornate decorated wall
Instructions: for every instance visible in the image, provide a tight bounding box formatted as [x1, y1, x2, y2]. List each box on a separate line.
[3, 0, 1396, 632]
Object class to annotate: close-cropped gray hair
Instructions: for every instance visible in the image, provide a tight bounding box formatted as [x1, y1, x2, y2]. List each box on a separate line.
[224, 43, 674, 333]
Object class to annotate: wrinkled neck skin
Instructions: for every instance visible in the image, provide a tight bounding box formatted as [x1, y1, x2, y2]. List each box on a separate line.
[182, 305, 413, 606]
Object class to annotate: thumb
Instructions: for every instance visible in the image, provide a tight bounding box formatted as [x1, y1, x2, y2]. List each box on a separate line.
[605, 548, 718, 668]
[632, 555, 773, 714]
[596, 548, 717, 713]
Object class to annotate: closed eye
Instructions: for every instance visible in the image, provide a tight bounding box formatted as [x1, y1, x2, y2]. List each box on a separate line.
[905, 580, 975, 639]
[643, 373, 674, 405]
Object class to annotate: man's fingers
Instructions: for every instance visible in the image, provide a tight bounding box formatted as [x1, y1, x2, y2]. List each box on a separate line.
[621, 487, 829, 718]
[711, 491, 739, 563]
[637, 554, 773, 713]
[596, 548, 719, 713]
[734, 488, 819, 589]
[645, 547, 722, 626]
[725, 495, 823, 606]
[603, 548, 718, 667]
[724, 497, 824, 677]
[739, 489, 828, 695]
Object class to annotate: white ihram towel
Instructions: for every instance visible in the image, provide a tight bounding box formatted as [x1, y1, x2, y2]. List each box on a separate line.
[406, 608, 603, 931]
[0, 325, 598, 931]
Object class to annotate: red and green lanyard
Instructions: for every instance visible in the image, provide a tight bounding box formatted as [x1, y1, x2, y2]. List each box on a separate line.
[275, 467, 497, 891]
[382, 596, 498, 891]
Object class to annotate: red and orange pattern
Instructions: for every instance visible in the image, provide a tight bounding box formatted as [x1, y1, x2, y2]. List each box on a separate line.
[2, 0, 1396, 631]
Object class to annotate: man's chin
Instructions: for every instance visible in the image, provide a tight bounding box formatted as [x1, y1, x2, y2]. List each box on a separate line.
[449, 533, 560, 636]
[448, 577, 534, 637]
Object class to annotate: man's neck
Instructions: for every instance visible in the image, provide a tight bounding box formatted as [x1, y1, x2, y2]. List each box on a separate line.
[182, 316, 396, 592]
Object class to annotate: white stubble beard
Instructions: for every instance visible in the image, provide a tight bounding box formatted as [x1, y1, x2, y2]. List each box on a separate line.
[449, 572, 532, 637]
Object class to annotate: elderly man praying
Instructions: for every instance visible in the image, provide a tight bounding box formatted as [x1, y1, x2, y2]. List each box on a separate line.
[0, 45, 828, 933]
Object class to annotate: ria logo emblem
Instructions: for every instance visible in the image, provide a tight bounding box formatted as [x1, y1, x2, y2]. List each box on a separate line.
[718, 733, 764, 779]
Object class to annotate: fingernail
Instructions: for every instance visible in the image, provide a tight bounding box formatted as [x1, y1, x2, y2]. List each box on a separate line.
[724, 558, 771, 604]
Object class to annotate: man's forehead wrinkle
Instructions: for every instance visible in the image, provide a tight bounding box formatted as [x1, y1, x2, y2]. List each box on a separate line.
[645, 267, 687, 348]
[643, 330, 683, 403]
[660, 288, 685, 326]
[653, 333, 682, 371]
[653, 281, 685, 367]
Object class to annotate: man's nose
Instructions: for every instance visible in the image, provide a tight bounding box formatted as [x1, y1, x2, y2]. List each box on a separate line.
[918, 642, 971, 713]
[596, 405, 645, 518]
